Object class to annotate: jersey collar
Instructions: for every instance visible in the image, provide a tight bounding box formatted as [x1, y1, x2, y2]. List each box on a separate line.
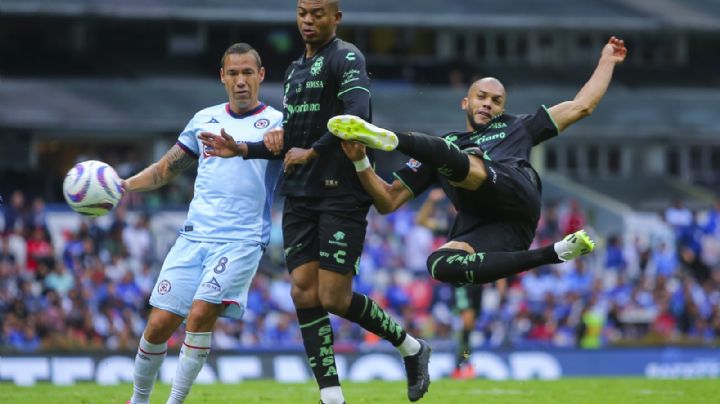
[302, 37, 338, 63]
[225, 102, 267, 119]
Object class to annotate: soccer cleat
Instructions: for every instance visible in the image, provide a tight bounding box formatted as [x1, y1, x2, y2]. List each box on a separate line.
[403, 339, 431, 402]
[327, 115, 399, 151]
[554, 229, 596, 262]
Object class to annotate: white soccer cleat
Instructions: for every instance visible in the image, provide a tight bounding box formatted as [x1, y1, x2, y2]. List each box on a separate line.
[327, 115, 398, 151]
[554, 229, 596, 262]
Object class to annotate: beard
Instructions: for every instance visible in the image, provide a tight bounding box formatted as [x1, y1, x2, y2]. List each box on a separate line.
[466, 109, 487, 132]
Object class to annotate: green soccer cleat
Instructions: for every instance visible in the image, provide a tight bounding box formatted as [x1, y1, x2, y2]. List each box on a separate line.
[555, 229, 596, 262]
[327, 115, 399, 151]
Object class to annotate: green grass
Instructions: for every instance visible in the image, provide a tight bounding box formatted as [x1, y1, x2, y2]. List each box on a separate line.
[1, 378, 718, 403]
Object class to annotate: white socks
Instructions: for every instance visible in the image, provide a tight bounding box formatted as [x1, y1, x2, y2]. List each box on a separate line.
[131, 335, 168, 404]
[165, 331, 212, 404]
[397, 334, 421, 357]
[320, 386, 345, 404]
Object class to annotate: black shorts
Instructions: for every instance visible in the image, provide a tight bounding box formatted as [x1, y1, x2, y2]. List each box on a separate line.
[282, 195, 370, 274]
[454, 284, 483, 313]
[448, 159, 540, 253]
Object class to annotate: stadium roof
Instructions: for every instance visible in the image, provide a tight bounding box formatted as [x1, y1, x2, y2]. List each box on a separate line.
[1, 77, 719, 139]
[2, 0, 719, 30]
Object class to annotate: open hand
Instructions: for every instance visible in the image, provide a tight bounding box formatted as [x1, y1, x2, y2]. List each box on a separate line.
[283, 147, 317, 173]
[198, 129, 242, 158]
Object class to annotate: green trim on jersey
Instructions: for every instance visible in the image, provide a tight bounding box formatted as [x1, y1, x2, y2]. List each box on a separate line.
[337, 86, 371, 98]
[392, 172, 416, 199]
[542, 104, 560, 132]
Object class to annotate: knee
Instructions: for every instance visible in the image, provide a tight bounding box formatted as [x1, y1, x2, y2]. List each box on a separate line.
[427, 250, 447, 281]
[291, 282, 318, 307]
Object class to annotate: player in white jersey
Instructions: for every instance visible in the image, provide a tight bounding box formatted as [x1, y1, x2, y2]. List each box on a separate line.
[122, 43, 282, 404]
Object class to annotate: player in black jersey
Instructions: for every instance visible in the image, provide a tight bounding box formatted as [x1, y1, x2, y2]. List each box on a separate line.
[198, 1, 430, 403]
[328, 37, 627, 289]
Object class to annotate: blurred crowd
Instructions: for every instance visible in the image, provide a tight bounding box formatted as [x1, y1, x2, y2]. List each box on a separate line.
[1, 188, 719, 353]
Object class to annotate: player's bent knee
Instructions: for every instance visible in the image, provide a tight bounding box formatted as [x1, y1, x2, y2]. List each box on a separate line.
[290, 284, 320, 307]
[426, 248, 473, 284]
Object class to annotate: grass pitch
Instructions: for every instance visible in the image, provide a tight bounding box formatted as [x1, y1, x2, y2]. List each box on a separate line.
[1, 378, 717, 403]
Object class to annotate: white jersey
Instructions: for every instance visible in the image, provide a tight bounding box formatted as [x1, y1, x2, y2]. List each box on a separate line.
[177, 102, 282, 245]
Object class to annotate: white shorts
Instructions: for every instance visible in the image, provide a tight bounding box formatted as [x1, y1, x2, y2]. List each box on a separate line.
[149, 236, 263, 319]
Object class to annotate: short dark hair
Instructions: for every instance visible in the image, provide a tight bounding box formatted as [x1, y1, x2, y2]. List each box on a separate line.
[220, 43, 262, 69]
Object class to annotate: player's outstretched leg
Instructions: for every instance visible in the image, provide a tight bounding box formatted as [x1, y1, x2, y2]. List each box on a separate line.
[328, 115, 470, 182]
[428, 229, 596, 285]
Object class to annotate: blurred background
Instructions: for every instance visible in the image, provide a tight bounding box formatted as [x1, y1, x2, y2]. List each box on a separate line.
[1, 0, 719, 384]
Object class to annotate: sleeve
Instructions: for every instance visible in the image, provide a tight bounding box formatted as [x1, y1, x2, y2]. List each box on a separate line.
[393, 158, 437, 199]
[311, 48, 371, 152]
[521, 106, 560, 146]
[245, 114, 285, 160]
[176, 117, 200, 158]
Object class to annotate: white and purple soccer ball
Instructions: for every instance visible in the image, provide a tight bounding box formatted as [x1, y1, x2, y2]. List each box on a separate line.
[62, 160, 123, 217]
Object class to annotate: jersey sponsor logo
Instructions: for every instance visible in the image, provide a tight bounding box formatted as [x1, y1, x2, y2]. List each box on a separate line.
[254, 118, 270, 129]
[306, 80, 324, 89]
[310, 56, 325, 76]
[324, 179, 338, 188]
[341, 69, 361, 86]
[345, 52, 356, 61]
[286, 102, 321, 116]
[406, 158, 422, 172]
[202, 277, 222, 292]
[157, 280, 171, 295]
[476, 132, 506, 145]
[488, 122, 507, 129]
[445, 135, 459, 143]
[205, 117, 220, 124]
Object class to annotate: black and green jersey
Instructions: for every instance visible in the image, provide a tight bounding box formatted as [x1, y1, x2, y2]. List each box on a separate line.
[278, 37, 373, 200]
[395, 106, 559, 202]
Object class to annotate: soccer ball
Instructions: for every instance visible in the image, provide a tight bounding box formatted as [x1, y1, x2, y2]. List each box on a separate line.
[62, 160, 123, 217]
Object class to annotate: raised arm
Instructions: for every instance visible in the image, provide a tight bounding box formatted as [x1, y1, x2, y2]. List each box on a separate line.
[123, 144, 196, 192]
[340, 141, 412, 214]
[548, 36, 627, 133]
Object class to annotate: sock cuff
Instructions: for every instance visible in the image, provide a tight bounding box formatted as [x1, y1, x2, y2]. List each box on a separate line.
[296, 306, 328, 325]
[349, 293, 369, 316]
[184, 331, 212, 350]
[139, 335, 168, 354]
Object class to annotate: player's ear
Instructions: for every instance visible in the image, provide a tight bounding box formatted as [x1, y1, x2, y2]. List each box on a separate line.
[219, 68, 225, 83]
[335, 10, 343, 23]
[258, 67, 266, 83]
[461, 97, 469, 111]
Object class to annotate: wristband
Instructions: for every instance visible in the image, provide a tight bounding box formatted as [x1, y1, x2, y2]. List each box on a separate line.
[353, 156, 371, 172]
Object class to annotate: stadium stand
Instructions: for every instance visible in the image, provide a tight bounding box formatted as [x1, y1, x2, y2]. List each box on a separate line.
[1, 0, 719, 363]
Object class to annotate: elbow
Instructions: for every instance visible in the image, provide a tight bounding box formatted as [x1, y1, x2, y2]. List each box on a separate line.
[375, 204, 395, 215]
[575, 102, 594, 118]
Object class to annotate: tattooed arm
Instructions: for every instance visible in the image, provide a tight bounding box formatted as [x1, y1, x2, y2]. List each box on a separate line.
[123, 144, 197, 193]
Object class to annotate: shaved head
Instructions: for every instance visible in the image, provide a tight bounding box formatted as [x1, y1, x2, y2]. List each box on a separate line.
[298, 0, 340, 11]
[468, 77, 505, 99]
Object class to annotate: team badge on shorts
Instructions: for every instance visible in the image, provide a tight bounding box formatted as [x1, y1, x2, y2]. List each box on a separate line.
[254, 118, 270, 129]
[406, 158, 422, 172]
[157, 279, 171, 295]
